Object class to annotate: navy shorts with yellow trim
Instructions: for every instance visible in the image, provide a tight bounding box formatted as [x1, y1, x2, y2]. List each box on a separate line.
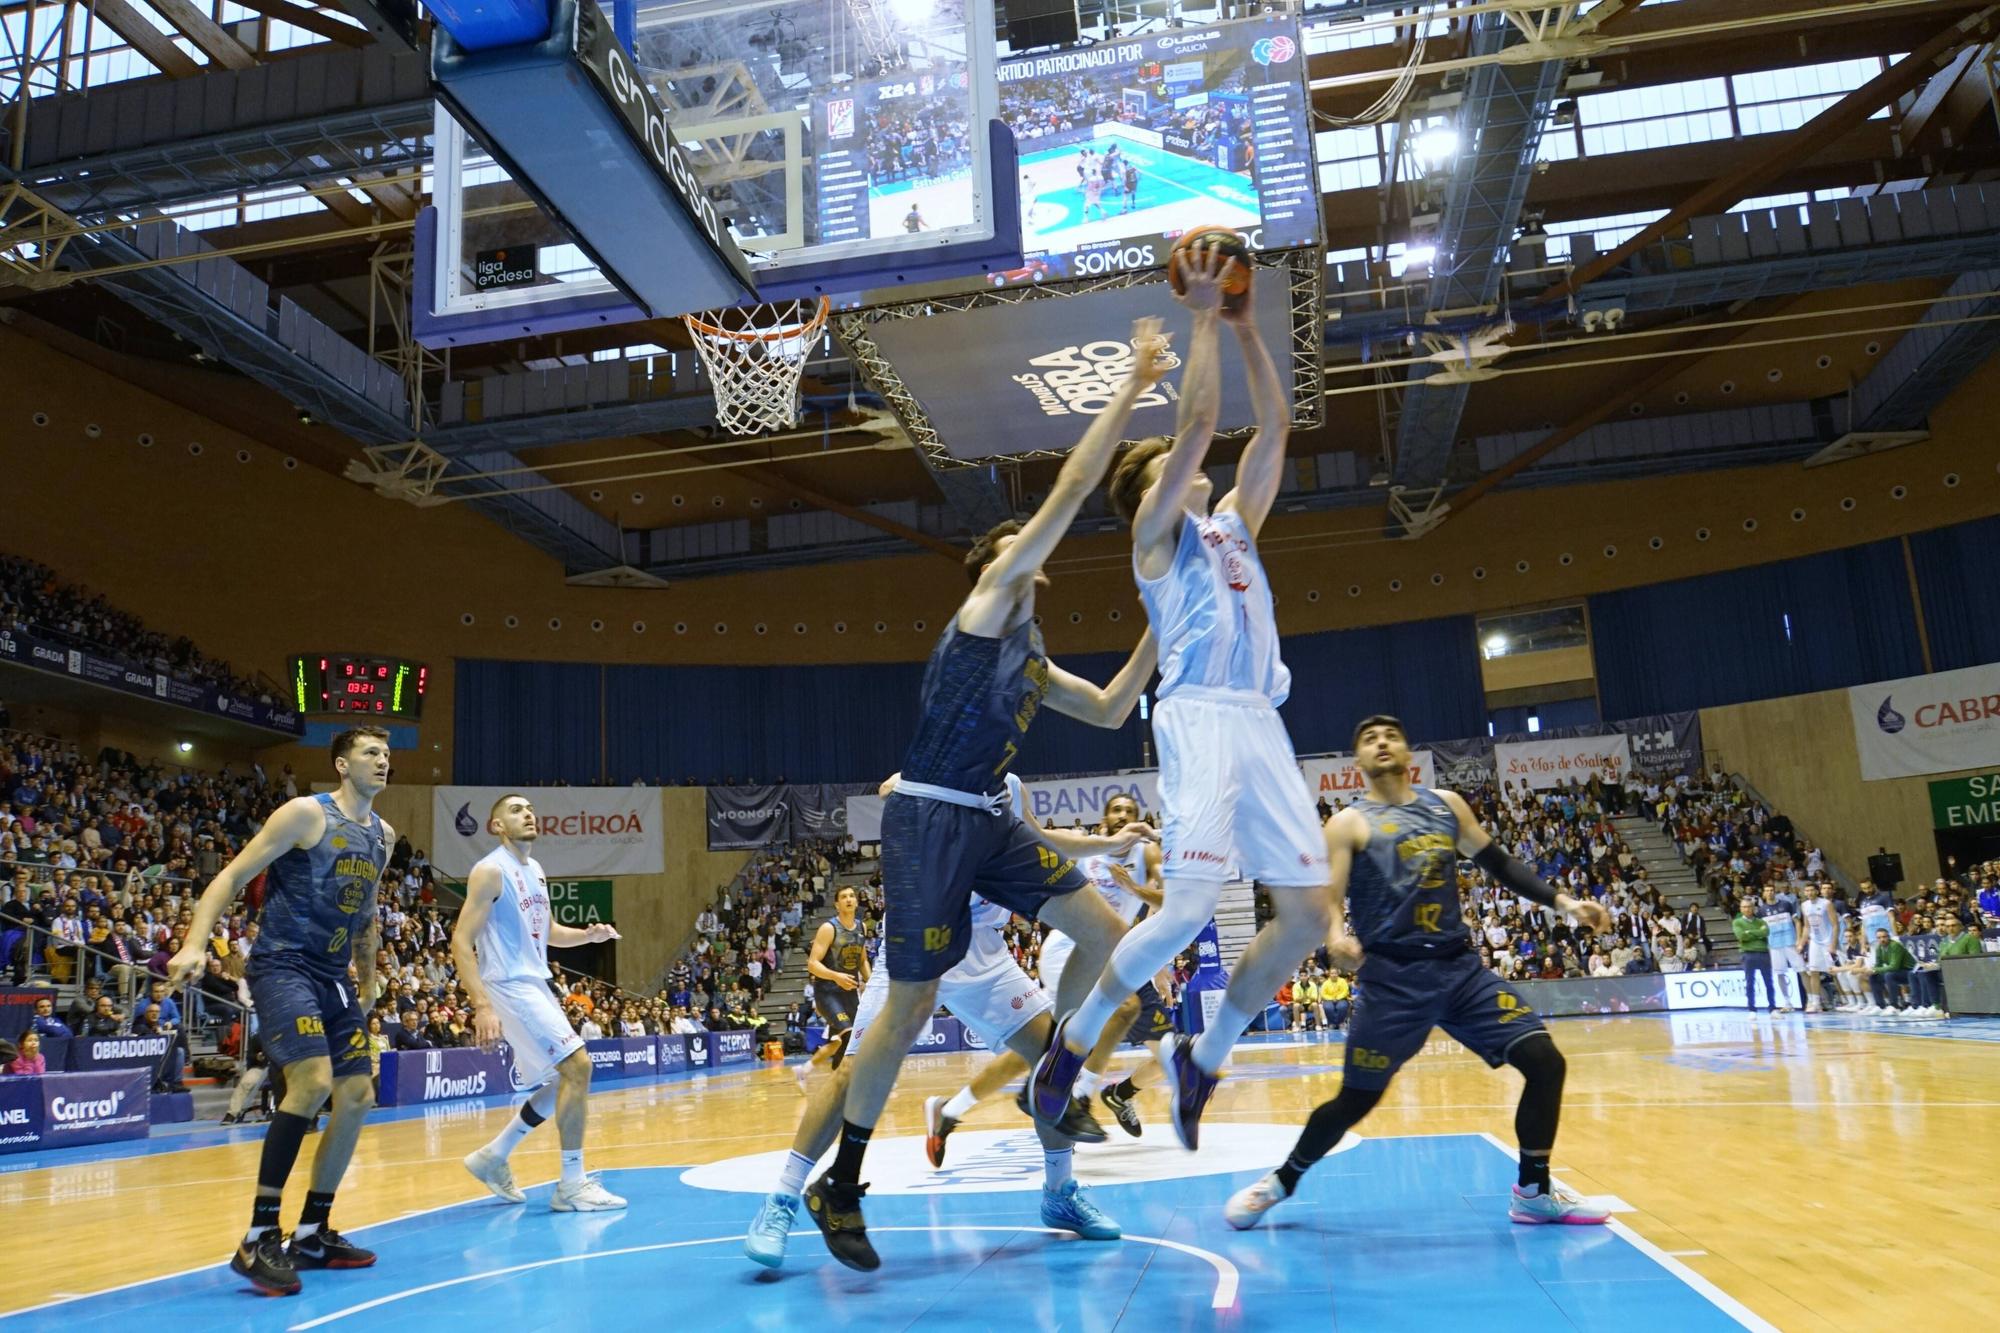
[1342, 949, 1545, 1091]
[881, 792, 1089, 982]
[247, 954, 370, 1079]
[1123, 981, 1175, 1044]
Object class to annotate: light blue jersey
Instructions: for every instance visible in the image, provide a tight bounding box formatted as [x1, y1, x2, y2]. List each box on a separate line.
[471, 844, 553, 985]
[1139, 508, 1289, 706]
[1760, 893, 1799, 951]
[1860, 893, 1895, 941]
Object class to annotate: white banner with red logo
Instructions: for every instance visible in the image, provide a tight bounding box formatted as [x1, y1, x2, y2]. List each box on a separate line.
[1299, 751, 1436, 804]
[1493, 734, 1631, 790]
[1850, 663, 2000, 781]
[431, 786, 664, 877]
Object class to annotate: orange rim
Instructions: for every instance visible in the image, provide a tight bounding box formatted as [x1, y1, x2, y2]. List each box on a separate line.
[684, 295, 831, 344]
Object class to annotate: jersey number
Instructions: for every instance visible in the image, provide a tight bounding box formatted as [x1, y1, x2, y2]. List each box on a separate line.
[326, 926, 349, 955]
[1413, 903, 1444, 934]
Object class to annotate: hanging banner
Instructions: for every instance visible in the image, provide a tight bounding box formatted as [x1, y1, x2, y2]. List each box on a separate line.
[788, 783, 878, 841]
[1299, 751, 1435, 803]
[704, 785, 791, 850]
[1850, 663, 2000, 781]
[432, 786, 663, 877]
[0, 625, 301, 736]
[1929, 770, 2000, 830]
[846, 793, 885, 844]
[1430, 738, 1497, 788]
[549, 879, 614, 928]
[1021, 772, 1159, 827]
[1494, 733, 1631, 790]
[1613, 711, 1704, 779]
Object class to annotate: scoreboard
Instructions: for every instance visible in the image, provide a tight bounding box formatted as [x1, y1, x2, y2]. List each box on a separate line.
[288, 654, 428, 719]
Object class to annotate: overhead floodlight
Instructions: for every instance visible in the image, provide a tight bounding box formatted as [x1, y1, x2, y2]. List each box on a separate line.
[1483, 634, 1508, 657]
[1414, 126, 1458, 170]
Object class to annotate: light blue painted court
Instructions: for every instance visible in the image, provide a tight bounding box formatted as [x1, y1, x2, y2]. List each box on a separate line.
[16, 1129, 1758, 1330]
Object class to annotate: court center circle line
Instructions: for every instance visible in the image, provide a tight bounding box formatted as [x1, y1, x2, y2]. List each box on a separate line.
[287, 1226, 1239, 1327]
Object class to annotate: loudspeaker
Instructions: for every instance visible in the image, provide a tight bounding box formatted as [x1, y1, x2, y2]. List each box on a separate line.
[1006, 0, 1076, 49]
[1867, 852, 1904, 890]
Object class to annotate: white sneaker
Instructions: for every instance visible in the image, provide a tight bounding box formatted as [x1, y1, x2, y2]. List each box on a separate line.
[1224, 1172, 1291, 1231]
[1805, 1000, 1820, 1014]
[463, 1146, 526, 1204]
[551, 1174, 627, 1212]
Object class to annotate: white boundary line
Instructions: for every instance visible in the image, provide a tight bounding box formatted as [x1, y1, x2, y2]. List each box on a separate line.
[286, 1226, 1239, 1328]
[1473, 1132, 1777, 1332]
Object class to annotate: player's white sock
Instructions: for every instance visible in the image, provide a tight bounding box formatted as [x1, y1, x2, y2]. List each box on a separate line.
[1191, 996, 1257, 1074]
[486, 1110, 537, 1159]
[560, 1149, 586, 1186]
[775, 1149, 814, 1197]
[942, 1087, 978, 1120]
[1074, 1070, 1104, 1099]
[1043, 1147, 1073, 1189]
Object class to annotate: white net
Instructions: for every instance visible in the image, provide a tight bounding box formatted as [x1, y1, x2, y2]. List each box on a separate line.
[682, 296, 831, 436]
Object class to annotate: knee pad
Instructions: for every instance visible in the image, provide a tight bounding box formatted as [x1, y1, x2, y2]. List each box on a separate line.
[1506, 1032, 1565, 1084]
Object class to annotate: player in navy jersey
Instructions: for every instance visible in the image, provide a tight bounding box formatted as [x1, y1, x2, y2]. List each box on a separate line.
[169, 727, 395, 1296]
[1223, 715, 1615, 1231]
[800, 317, 1177, 1273]
[1032, 249, 1330, 1153]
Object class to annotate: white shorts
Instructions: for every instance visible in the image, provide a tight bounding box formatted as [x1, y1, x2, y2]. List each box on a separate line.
[1806, 939, 1834, 971]
[1037, 930, 1075, 1000]
[1771, 946, 1805, 974]
[852, 932, 1052, 1055]
[487, 976, 584, 1089]
[1156, 687, 1326, 887]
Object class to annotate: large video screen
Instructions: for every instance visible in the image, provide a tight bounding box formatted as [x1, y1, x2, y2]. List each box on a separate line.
[992, 16, 1317, 285]
[814, 69, 985, 249]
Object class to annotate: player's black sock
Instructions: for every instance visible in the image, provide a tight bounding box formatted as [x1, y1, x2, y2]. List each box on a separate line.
[827, 1120, 874, 1185]
[299, 1189, 336, 1232]
[248, 1110, 311, 1237]
[1518, 1151, 1552, 1194]
[1110, 1077, 1138, 1102]
[1275, 1084, 1383, 1194]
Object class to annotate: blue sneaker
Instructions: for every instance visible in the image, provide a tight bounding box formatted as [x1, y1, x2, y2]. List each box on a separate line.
[744, 1191, 798, 1268]
[1029, 1012, 1088, 1126]
[1041, 1179, 1121, 1240]
[1158, 1033, 1219, 1152]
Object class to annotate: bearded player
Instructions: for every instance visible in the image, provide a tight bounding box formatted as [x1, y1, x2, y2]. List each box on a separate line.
[1224, 716, 1613, 1230]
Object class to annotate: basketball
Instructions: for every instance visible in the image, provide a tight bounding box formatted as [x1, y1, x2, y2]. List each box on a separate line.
[1167, 225, 1253, 309]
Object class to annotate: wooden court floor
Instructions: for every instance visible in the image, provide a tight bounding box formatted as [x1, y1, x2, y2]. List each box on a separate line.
[5, 1012, 1995, 1329]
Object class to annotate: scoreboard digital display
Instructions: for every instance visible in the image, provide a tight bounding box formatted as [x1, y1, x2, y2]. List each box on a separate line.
[288, 654, 429, 719]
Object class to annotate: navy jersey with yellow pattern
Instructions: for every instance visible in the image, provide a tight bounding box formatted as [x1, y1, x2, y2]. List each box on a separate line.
[1345, 787, 1470, 955]
[254, 792, 387, 980]
[899, 614, 1049, 797]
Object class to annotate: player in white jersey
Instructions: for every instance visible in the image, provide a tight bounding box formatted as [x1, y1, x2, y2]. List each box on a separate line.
[452, 794, 626, 1212]
[1032, 250, 1331, 1152]
[743, 775, 1155, 1271]
[1801, 881, 1840, 1013]
[924, 792, 1169, 1160]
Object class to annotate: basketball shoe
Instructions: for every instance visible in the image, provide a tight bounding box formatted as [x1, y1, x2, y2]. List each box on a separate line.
[231, 1232, 300, 1296]
[1040, 1179, 1120, 1240]
[551, 1175, 627, 1212]
[462, 1145, 527, 1204]
[1508, 1184, 1610, 1225]
[287, 1229, 377, 1268]
[803, 1176, 879, 1271]
[744, 1191, 798, 1268]
[1224, 1172, 1291, 1230]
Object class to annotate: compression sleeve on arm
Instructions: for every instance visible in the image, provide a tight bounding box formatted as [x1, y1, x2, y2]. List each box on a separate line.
[1471, 843, 1560, 908]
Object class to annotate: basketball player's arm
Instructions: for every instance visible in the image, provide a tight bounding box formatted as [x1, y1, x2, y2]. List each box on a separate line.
[1323, 809, 1362, 968]
[1437, 790, 1611, 932]
[1043, 628, 1155, 727]
[1107, 858, 1164, 911]
[548, 921, 620, 948]
[969, 319, 1174, 615]
[1214, 292, 1288, 537]
[1131, 252, 1228, 566]
[451, 864, 505, 1045]
[167, 796, 322, 984]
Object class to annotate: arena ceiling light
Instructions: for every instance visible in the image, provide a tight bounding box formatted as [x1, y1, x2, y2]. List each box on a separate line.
[1483, 634, 1508, 657]
[1413, 125, 1459, 171]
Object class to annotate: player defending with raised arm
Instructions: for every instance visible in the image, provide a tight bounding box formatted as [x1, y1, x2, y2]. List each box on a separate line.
[168, 727, 395, 1297]
[1224, 716, 1614, 1230]
[456, 794, 626, 1212]
[1033, 247, 1333, 1152]
[798, 318, 1174, 1273]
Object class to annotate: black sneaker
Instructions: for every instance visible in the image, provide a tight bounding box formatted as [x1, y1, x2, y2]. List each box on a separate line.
[1027, 1012, 1088, 1125]
[1159, 1033, 1220, 1152]
[231, 1232, 300, 1297]
[1015, 1087, 1108, 1144]
[288, 1228, 377, 1270]
[803, 1176, 880, 1272]
[1099, 1083, 1143, 1138]
[219, 1112, 241, 1126]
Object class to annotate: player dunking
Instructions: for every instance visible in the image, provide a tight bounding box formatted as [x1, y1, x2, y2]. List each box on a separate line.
[804, 886, 870, 1072]
[1223, 716, 1613, 1230]
[798, 318, 1174, 1273]
[168, 727, 395, 1296]
[1031, 250, 1332, 1151]
[744, 774, 1153, 1269]
[455, 794, 627, 1212]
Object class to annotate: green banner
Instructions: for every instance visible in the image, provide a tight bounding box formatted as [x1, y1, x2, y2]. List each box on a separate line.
[549, 879, 614, 927]
[1929, 771, 2000, 830]
[437, 878, 614, 926]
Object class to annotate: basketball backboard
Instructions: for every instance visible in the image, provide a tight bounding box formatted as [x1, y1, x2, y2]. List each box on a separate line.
[422, 0, 1010, 344]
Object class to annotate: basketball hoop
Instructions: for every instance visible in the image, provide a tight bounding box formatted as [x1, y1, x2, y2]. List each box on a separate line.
[682, 296, 832, 435]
